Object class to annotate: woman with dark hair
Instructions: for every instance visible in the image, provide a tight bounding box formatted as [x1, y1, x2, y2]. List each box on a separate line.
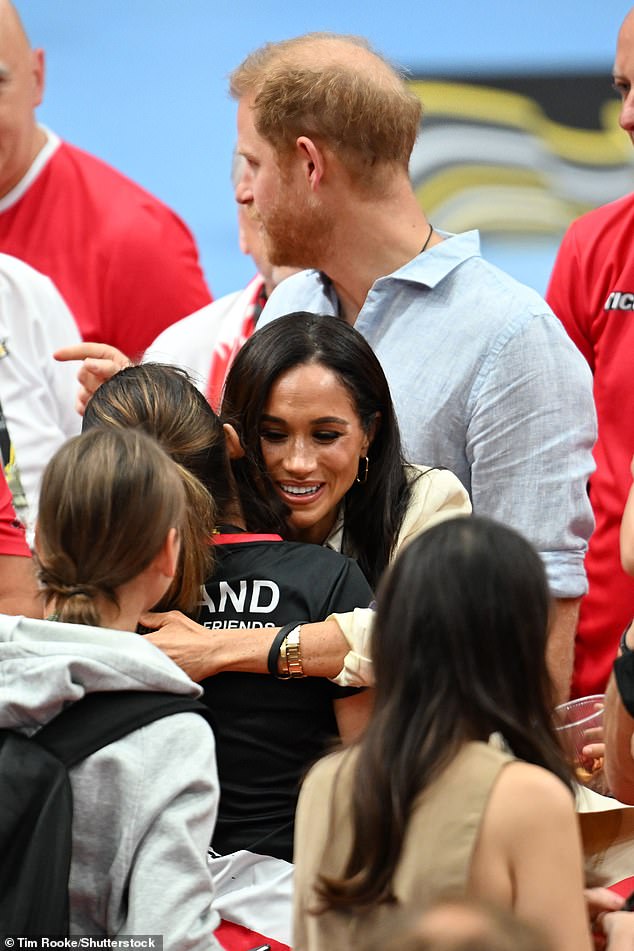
[58, 313, 469, 686]
[293, 517, 594, 951]
[222, 312, 469, 590]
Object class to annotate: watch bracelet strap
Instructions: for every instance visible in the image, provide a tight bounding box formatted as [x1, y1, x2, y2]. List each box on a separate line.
[268, 622, 303, 679]
[267, 623, 295, 678]
[284, 625, 305, 678]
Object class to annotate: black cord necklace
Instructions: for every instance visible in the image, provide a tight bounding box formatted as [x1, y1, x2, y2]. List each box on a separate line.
[421, 222, 434, 253]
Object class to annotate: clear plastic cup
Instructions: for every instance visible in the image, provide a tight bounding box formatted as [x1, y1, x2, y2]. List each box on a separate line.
[554, 694, 604, 783]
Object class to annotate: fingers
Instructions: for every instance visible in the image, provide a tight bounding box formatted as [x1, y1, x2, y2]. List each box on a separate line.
[583, 742, 606, 760]
[139, 611, 173, 629]
[597, 909, 634, 944]
[54, 342, 129, 364]
[75, 356, 131, 415]
[585, 886, 625, 916]
[139, 609, 191, 629]
[54, 343, 131, 415]
[77, 357, 125, 391]
[74, 363, 109, 414]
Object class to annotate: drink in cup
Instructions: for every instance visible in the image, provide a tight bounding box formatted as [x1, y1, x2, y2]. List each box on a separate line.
[554, 694, 604, 785]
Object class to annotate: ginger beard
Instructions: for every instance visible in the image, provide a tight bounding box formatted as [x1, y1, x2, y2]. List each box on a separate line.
[254, 160, 336, 270]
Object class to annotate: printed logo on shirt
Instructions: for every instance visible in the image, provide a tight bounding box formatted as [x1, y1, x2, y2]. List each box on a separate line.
[200, 579, 281, 614]
[604, 291, 634, 311]
[0, 339, 8, 359]
[203, 619, 276, 629]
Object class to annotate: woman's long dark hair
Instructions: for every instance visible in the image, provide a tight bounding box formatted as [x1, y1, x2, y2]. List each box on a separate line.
[221, 312, 413, 587]
[318, 516, 573, 910]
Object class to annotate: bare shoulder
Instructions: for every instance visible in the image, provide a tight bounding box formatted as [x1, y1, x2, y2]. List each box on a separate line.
[496, 760, 573, 801]
[472, 760, 580, 893]
[489, 761, 576, 829]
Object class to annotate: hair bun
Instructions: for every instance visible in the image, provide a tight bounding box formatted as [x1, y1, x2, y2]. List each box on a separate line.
[38, 572, 100, 601]
[63, 585, 99, 600]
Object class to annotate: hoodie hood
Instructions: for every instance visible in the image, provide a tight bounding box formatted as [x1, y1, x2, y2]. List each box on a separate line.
[0, 614, 202, 733]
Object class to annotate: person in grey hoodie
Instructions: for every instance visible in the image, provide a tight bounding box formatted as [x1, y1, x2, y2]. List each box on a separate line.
[0, 428, 224, 947]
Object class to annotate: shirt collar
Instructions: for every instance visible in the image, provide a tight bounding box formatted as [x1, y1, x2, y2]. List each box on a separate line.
[318, 230, 482, 296]
[0, 125, 61, 213]
[323, 506, 346, 554]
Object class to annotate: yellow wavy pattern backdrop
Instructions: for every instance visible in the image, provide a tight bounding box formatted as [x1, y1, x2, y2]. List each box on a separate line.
[408, 79, 634, 234]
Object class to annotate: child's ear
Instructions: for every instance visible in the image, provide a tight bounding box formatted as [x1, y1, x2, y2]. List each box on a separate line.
[155, 527, 180, 580]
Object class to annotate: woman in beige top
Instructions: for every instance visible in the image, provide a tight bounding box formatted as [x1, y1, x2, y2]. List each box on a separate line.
[75, 313, 469, 687]
[293, 517, 601, 951]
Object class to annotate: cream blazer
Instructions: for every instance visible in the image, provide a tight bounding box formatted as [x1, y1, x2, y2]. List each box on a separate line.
[326, 465, 471, 686]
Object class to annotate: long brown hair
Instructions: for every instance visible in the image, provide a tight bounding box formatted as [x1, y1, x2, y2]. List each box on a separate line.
[82, 363, 222, 613]
[36, 429, 185, 627]
[317, 517, 572, 910]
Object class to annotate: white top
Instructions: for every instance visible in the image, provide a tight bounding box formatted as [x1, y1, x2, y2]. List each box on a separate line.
[144, 279, 260, 392]
[0, 254, 81, 537]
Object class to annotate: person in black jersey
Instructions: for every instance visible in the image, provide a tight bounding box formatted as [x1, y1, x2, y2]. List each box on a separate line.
[83, 362, 372, 947]
[203, 524, 370, 861]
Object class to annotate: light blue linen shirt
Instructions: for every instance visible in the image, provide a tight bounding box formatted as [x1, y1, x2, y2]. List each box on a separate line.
[260, 230, 597, 599]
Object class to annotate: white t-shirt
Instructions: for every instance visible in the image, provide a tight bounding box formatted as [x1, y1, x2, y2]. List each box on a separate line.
[0, 253, 81, 536]
[144, 275, 264, 406]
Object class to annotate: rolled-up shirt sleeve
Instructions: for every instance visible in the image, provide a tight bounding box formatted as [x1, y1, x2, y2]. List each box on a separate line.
[327, 607, 375, 688]
[467, 311, 596, 599]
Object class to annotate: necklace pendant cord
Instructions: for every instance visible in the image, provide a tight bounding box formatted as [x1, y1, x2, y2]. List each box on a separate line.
[421, 222, 433, 254]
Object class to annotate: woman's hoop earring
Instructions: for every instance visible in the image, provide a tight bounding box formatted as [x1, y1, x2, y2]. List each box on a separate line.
[356, 456, 369, 484]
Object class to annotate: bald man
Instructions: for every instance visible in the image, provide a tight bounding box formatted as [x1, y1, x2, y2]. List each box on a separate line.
[547, 7, 634, 698]
[0, 1, 211, 359]
[236, 33, 596, 701]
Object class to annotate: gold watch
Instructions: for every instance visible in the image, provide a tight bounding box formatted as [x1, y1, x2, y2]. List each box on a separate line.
[283, 624, 304, 678]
